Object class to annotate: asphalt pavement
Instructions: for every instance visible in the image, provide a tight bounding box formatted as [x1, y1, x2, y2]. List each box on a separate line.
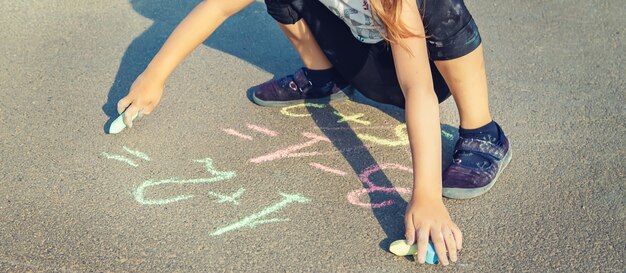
[0, 0, 624, 272]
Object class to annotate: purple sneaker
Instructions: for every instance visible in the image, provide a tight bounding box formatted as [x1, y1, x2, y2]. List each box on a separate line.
[442, 135, 512, 199]
[252, 68, 353, 107]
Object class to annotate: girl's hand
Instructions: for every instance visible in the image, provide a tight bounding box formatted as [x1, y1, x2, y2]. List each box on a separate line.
[117, 72, 165, 128]
[405, 197, 463, 266]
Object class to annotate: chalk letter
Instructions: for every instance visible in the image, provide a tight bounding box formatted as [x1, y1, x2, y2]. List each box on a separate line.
[333, 111, 370, 125]
[280, 103, 325, 117]
[249, 132, 331, 163]
[210, 193, 310, 236]
[357, 124, 409, 146]
[208, 188, 246, 205]
[133, 158, 236, 205]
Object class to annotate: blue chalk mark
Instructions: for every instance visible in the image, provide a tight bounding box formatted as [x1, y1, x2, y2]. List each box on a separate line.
[210, 193, 310, 236]
[208, 188, 246, 205]
[101, 152, 138, 167]
[133, 158, 236, 205]
[122, 146, 150, 161]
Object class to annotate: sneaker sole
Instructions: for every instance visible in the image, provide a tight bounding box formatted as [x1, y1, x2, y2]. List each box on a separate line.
[252, 86, 353, 107]
[442, 145, 513, 199]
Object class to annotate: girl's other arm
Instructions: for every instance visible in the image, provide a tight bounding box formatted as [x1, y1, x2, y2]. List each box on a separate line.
[389, 0, 462, 266]
[117, 0, 254, 127]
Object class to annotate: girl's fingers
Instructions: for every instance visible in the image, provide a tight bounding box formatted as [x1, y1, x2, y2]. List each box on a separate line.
[443, 226, 458, 262]
[431, 228, 449, 266]
[405, 217, 416, 245]
[451, 223, 463, 250]
[124, 104, 141, 128]
[117, 97, 131, 115]
[416, 229, 429, 264]
[140, 103, 154, 117]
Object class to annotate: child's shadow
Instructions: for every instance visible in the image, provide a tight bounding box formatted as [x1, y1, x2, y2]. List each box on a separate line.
[102, 0, 297, 132]
[106, 0, 460, 258]
[306, 94, 458, 257]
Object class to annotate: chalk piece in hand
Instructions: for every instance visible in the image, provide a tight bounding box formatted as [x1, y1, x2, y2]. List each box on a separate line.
[109, 111, 138, 134]
[389, 239, 438, 265]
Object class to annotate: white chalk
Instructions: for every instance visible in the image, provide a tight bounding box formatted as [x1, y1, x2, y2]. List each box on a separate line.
[109, 111, 138, 134]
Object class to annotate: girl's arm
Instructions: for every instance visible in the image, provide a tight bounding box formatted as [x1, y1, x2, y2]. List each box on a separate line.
[117, 0, 254, 127]
[389, 0, 462, 266]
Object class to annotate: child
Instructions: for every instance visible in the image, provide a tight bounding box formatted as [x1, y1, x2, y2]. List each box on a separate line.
[116, 0, 512, 266]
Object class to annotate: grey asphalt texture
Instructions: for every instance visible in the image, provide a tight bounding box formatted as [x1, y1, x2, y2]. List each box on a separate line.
[1, 0, 624, 272]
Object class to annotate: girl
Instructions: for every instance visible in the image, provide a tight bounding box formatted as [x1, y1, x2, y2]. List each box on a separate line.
[117, 0, 512, 266]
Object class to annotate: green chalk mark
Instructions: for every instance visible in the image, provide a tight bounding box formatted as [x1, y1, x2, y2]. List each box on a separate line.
[210, 193, 310, 236]
[101, 152, 138, 167]
[208, 188, 246, 205]
[133, 158, 236, 205]
[441, 129, 454, 141]
[333, 111, 370, 125]
[123, 146, 151, 161]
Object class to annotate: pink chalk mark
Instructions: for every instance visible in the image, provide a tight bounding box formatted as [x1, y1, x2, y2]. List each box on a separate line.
[309, 163, 347, 176]
[347, 163, 414, 208]
[246, 124, 278, 137]
[249, 132, 330, 163]
[301, 132, 331, 142]
[222, 128, 253, 140]
[315, 126, 395, 131]
[347, 187, 412, 208]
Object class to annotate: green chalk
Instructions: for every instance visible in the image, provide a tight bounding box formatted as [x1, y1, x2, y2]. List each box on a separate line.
[109, 111, 138, 134]
[389, 239, 438, 265]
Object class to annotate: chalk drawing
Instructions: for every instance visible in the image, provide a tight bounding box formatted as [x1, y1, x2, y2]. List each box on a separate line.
[102, 146, 151, 167]
[333, 111, 371, 125]
[133, 158, 236, 205]
[246, 124, 278, 137]
[210, 192, 310, 236]
[208, 188, 246, 205]
[280, 103, 325, 117]
[249, 132, 331, 163]
[122, 146, 151, 161]
[357, 124, 409, 146]
[309, 162, 347, 176]
[314, 126, 394, 130]
[347, 163, 413, 208]
[101, 152, 138, 167]
[222, 128, 253, 140]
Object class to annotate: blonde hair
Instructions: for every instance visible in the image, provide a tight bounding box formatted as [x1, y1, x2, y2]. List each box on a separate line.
[368, 0, 426, 45]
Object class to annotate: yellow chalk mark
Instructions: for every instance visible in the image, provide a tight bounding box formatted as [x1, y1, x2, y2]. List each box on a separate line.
[357, 124, 408, 146]
[333, 111, 370, 125]
[280, 103, 325, 117]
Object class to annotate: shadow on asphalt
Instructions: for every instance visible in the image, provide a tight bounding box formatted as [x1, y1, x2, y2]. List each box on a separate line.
[103, 0, 292, 132]
[306, 93, 457, 255]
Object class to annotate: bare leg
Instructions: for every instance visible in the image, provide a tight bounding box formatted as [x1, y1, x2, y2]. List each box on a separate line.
[434, 44, 493, 129]
[277, 20, 333, 70]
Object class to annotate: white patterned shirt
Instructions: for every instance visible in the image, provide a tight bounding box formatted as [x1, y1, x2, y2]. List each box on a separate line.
[318, 0, 385, 43]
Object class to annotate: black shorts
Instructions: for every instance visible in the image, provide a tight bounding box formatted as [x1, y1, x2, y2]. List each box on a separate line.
[264, 0, 483, 108]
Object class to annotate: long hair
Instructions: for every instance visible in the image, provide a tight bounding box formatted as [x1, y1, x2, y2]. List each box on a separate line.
[368, 0, 426, 46]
